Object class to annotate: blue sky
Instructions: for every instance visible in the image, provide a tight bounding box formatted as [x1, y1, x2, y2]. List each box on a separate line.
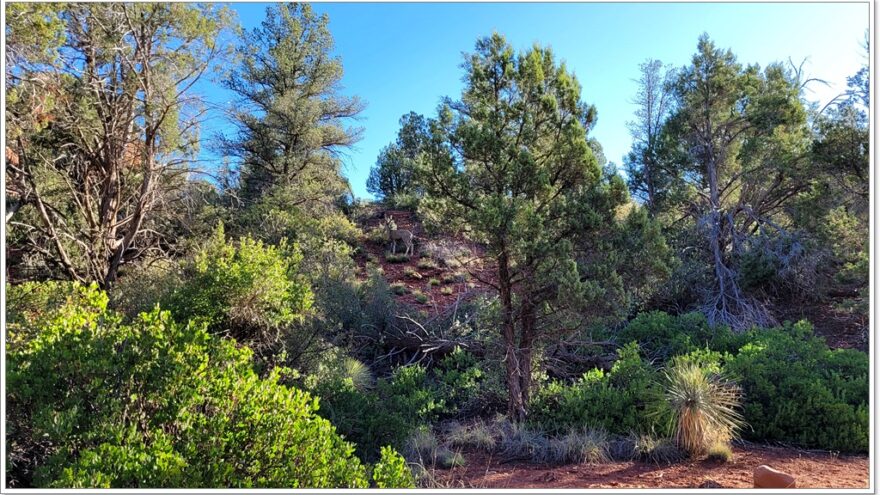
[198, 2, 869, 198]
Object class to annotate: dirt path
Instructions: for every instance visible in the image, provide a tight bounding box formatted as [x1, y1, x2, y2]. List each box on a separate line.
[434, 444, 869, 489]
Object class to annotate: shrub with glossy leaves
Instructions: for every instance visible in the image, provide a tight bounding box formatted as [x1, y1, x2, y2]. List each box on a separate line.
[371, 446, 415, 488]
[166, 223, 313, 348]
[433, 347, 486, 417]
[6, 280, 97, 352]
[6, 283, 367, 488]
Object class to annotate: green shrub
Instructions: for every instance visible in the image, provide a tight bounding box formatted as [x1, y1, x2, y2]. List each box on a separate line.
[310, 365, 444, 461]
[388, 192, 421, 211]
[405, 267, 423, 280]
[390, 282, 408, 295]
[725, 321, 869, 452]
[413, 290, 429, 304]
[366, 225, 388, 244]
[166, 223, 313, 347]
[109, 259, 181, 319]
[529, 343, 665, 435]
[616, 311, 746, 360]
[6, 283, 367, 488]
[428, 278, 440, 286]
[6, 281, 96, 353]
[371, 446, 415, 488]
[440, 286, 454, 295]
[433, 347, 486, 416]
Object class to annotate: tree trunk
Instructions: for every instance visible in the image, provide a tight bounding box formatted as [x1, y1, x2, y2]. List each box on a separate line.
[498, 249, 526, 422]
[518, 296, 536, 409]
[645, 151, 657, 214]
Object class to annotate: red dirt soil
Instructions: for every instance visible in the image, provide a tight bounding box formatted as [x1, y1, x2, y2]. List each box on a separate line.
[433, 444, 869, 489]
[356, 208, 495, 312]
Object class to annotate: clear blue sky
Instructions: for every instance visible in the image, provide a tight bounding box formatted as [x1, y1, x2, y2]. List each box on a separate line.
[198, 2, 869, 198]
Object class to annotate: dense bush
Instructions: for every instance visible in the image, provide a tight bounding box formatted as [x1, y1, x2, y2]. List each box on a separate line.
[109, 259, 182, 319]
[433, 347, 488, 417]
[529, 343, 667, 435]
[6, 281, 95, 353]
[371, 446, 415, 488]
[725, 321, 869, 452]
[615, 311, 748, 360]
[309, 363, 444, 461]
[7, 283, 368, 488]
[542, 314, 868, 453]
[166, 224, 313, 350]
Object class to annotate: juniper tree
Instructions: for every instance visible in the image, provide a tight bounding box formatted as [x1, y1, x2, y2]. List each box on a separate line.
[651, 35, 813, 329]
[367, 112, 429, 201]
[417, 34, 669, 420]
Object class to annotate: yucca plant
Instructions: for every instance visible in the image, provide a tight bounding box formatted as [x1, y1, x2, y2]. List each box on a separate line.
[343, 357, 374, 391]
[662, 361, 744, 456]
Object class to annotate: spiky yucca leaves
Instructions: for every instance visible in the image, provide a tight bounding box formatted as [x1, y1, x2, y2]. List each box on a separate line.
[663, 362, 744, 456]
[343, 358, 374, 391]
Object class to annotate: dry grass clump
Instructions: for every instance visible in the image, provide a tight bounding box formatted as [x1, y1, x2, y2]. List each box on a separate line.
[412, 290, 429, 304]
[418, 258, 438, 270]
[496, 420, 547, 462]
[405, 428, 466, 471]
[445, 420, 498, 452]
[540, 429, 609, 465]
[420, 240, 472, 269]
[706, 441, 733, 462]
[607, 437, 637, 462]
[632, 433, 687, 465]
[385, 251, 409, 263]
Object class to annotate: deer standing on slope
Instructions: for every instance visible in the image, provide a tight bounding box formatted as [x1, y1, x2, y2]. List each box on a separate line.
[384, 214, 414, 256]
